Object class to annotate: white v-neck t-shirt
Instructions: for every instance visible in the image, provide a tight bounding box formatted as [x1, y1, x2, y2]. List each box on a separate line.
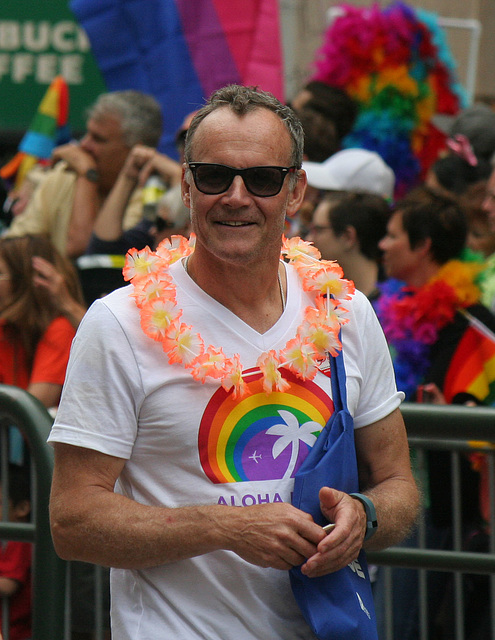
[49, 259, 402, 640]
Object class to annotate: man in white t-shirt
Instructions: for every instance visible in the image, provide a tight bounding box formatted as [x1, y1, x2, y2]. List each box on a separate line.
[48, 85, 419, 639]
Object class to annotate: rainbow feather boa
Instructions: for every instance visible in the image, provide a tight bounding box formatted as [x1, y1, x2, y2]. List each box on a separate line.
[373, 260, 483, 399]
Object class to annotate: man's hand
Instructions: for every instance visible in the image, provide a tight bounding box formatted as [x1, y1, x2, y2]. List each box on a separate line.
[217, 502, 326, 571]
[121, 145, 157, 183]
[122, 145, 182, 186]
[51, 143, 97, 177]
[32, 256, 71, 307]
[32, 256, 86, 328]
[300, 487, 366, 577]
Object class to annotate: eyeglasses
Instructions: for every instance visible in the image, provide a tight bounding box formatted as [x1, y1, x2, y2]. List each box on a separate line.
[309, 225, 331, 234]
[187, 163, 297, 197]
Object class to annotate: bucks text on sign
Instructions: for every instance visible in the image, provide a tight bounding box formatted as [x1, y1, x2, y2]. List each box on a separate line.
[0, 21, 90, 84]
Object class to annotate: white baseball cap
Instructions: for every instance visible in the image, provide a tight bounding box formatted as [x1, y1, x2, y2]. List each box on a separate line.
[303, 148, 395, 199]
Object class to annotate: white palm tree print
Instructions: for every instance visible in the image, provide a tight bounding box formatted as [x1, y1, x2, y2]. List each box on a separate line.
[266, 410, 321, 479]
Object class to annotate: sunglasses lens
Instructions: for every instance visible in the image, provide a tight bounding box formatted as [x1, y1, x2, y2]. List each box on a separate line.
[194, 165, 233, 194]
[244, 167, 284, 197]
[191, 164, 292, 197]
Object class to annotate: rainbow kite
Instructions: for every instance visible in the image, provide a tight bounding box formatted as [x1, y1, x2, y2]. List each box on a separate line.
[1, 76, 70, 189]
[69, 0, 283, 159]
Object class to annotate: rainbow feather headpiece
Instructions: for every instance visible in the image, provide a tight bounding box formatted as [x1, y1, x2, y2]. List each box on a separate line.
[312, 2, 467, 197]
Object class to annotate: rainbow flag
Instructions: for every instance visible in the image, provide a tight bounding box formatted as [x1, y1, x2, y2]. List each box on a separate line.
[443, 318, 495, 405]
[69, 0, 283, 159]
[0, 76, 70, 188]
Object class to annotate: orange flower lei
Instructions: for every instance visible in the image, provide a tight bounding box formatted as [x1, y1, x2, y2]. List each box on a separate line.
[124, 234, 355, 398]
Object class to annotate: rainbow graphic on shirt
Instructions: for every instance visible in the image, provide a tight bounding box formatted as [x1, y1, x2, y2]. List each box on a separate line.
[198, 368, 333, 484]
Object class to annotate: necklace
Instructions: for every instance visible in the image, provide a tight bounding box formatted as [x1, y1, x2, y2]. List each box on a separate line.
[124, 234, 354, 398]
[278, 267, 286, 312]
[184, 255, 286, 312]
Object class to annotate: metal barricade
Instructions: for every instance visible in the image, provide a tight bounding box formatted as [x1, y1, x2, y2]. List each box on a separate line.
[369, 402, 495, 640]
[0, 383, 65, 640]
[1, 387, 494, 639]
[0, 385, 111, 640]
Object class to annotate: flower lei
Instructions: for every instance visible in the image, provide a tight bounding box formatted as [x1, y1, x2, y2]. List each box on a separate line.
[374, 260, 483, 399]
[123, 234, 355, 399]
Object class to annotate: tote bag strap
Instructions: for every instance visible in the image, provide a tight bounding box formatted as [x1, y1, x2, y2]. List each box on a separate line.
[329, 336, 348, 414]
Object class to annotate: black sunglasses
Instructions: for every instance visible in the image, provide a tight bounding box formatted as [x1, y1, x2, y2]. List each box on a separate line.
[187, 163, 297, 197]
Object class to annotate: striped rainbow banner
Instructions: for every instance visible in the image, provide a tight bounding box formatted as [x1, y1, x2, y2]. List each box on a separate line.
[69, 0, 283, 158]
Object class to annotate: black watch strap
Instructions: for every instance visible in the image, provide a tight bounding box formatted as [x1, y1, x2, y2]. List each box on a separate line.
[350, 492, 378, 541]
[84, 168, 100, 183]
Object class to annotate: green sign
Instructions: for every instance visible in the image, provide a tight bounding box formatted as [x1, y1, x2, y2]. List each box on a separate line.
[0, 0, 107, 135]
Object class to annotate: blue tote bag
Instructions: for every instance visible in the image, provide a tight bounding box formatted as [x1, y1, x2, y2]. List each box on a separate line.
[290, 350, 378, 640]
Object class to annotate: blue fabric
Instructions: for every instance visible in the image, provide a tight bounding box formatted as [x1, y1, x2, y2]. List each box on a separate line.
[70, 0, 205, 158]
[290, 350, 378, 640]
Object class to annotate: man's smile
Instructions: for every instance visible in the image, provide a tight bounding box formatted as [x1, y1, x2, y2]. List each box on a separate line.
[216, 220, 255, 227]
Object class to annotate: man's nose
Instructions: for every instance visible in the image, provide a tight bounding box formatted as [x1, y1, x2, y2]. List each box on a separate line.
[80, 134, 93, 153]
[482, 194, 493, 213]
[223, 175, 250, 201]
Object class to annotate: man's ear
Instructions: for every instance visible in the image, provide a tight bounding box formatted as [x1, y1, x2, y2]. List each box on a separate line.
[286, 170, 307, 218]
[342, 225, 358, 250]
[415, 236, 432, 257]
[181, 164, 191, 209]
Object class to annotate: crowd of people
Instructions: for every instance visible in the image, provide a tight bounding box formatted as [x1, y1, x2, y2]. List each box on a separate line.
[0, 77, 494, 639]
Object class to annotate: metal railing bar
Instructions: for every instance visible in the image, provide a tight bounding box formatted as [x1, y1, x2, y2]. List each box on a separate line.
[383, 566, 393, 640]
[419, 567, 428, 640]
[489, 456, 495, 636]
[409, 437, 495, 451]
[94, 565, 104, 640]
[0, 522, 35, 542]
[401, 403, 495, 440]
[367, 548, 495, 573]
[452, 451, 465, 640]
[454, 571, 464, 640]
[416, 448, 429, 640]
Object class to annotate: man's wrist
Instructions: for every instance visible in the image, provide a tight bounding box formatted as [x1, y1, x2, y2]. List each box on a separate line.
[350, 493, 378, 541]
[80, 168, 100, 183]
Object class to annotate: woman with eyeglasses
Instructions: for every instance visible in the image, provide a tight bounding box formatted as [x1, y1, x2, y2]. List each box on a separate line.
[0, 234, 84, 409]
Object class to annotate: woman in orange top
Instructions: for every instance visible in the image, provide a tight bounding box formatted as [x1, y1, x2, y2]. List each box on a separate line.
[0, 234, 84, 408]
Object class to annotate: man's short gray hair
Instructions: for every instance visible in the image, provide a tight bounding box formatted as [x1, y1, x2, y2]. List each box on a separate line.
[184, 85, 305, 172]
[87, 90, 163, 148]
